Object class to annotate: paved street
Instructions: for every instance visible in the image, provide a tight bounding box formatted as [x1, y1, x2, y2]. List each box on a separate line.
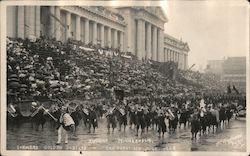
[7, 117, 246, 151]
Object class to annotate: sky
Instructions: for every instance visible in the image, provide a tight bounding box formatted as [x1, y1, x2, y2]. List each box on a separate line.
[162, 0, 249, 71]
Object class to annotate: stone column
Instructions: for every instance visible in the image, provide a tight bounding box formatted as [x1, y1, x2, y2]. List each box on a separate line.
[24, 6, 31, 38]
[55, 6, 61, 40]
[173, 51, 176, 62]
[152, 26, 157, 61]
[49, 6, 55, 38]
[35, 6, 40, 37]
[93, 21, 97, 45]
[119, 31, 124, 51]
[29, 7, 36, 36]
[114, 29, 118, 48]
[137, 19, 145, 60]
[170, 50, 172, 61]
[84, 18, 89, 44]
[76, 15, 81, 41]
[107, 27, 111, 48]
[66, 12, 71, 40]
[157, 28, 164, 62]
[100, 24, 105, 47]
[146, 23, 151, 59]
[17, 6, 25, 38]
[167, 49, 170, 61]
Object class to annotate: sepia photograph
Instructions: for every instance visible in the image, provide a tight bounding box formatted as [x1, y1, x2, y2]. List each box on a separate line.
[1, 0, 249, 156]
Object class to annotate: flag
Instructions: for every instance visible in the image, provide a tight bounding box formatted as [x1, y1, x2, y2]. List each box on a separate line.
[233, 85, 239, 94]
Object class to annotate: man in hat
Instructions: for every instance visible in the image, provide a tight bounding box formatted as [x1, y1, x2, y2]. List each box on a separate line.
[56, 106, 75, 145]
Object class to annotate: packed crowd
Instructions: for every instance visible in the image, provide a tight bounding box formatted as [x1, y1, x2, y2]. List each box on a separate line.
[178, 70, 225, 90]
[7, 37, 227, 105]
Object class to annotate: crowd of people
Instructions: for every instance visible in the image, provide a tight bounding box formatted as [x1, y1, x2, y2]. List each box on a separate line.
[6, 37, 246, 145]
[7, 37, 228, 103]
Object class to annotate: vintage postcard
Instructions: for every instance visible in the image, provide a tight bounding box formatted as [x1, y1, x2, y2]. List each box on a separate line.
[0, 0, 249, 156]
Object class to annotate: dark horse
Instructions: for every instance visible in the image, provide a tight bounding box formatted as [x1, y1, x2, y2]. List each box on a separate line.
[7, 106, 24, 130]
[31, 108, 46, 131]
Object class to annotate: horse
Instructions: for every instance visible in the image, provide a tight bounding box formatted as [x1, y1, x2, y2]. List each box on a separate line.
[207, 109, 220, 132]
[7, 110, 24, 130]
[31, 108, 46, 131]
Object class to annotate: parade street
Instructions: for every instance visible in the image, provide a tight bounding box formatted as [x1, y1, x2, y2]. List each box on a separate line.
[7, 117, 246, 152]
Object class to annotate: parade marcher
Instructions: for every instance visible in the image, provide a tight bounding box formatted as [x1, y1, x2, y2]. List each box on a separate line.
[168, 105, 178, 133]
[179, 105, 189, 129]
[106, 104, 117, 134]
[157, 108, 167, 138]
[190, 109, 200, 140]
[135, 104, 145, 136]
[56, 106, 75, 145]
[144, 105, 151, 132]
[87, 105, 98, 133]
[115, 101, 128, 132]
[199, 107, 208, 134]
[30, 101, 46, 131]
[128, 103, 136, 129]
[219, 103, 226, 127]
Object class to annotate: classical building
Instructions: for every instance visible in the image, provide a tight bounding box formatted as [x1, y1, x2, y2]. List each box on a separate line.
[163, 34, 189, 69]
[205, 57, 246, 93]
[222, 57, 246, 93]
[205, 60, 224, 75]
[7, 6, 189, 69]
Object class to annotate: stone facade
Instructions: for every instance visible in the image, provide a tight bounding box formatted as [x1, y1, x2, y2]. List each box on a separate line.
[164, 34, 189, 69]
[7, 6, 189, 69]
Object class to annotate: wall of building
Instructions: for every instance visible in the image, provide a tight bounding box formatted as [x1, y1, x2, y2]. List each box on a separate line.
[7, 6, 189, 67]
